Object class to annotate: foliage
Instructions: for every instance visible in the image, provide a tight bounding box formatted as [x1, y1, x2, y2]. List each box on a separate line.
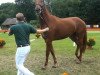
[0, 3, 16, 25]
[51, 0, 100, 25]
[0, 38, 6, 47]
[15, 0, 36, 22]
[0, 13, 9, 26]
[85, 0, 100, 24]
[87, 38, 96, 46]
[51, 0, 81, 17]
[30, 20, 39, 28]
[35, 33, 41, 38]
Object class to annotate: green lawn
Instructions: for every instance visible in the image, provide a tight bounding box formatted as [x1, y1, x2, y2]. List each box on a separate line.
[0, 31, 100, 75]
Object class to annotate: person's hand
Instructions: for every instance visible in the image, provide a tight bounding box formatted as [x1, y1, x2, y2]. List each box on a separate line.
[44, 27, 49, 31]
[36, 27, 49, 34]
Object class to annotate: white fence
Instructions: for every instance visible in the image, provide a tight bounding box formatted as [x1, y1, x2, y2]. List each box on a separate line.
[86, 25, 99, 28]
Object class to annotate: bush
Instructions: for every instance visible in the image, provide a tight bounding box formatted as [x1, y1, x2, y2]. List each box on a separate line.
[35, 34, 41, 38]
[0, 38, 6, 47]
[87, 38, 95, 46]
[30, 20, 40, 28]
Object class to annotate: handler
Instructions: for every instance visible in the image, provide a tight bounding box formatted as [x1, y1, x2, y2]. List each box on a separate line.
[9, 13, 49, 75]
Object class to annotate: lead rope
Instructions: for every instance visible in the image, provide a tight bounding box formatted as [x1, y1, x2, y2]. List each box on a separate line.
[39, 15, 49, 28]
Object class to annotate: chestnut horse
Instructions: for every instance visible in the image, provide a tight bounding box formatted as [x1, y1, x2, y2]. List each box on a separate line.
[35, 0, 87, 69]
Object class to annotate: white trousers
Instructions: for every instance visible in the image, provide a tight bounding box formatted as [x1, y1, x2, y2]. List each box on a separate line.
[15, 46, 35, 75]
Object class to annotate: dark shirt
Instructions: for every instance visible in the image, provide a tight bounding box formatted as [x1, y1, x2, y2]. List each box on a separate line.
[9, 21, 37, 46]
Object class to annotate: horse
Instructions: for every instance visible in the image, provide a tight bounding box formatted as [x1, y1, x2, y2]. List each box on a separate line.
[35, 0, 87, 69]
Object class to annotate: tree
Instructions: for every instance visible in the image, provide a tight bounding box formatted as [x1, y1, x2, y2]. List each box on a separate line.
[0, 3, 16, 25]
[15, 0, 36, 22]
[44, 0, 52, 12]
[51, 0, 81, 18]
[86, 0, 100, 25]
[49, 0, 100, 27]
[51, 0, 69, 17]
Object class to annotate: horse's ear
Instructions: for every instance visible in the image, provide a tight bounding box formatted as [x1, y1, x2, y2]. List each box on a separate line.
[44, 0, 49, 4]
[42, 0, 45, 5]
[43, 0, 51, 5]
[43, 0, 45, 3]
[42, 0, 44, 2]
[43, 0, 47, 5]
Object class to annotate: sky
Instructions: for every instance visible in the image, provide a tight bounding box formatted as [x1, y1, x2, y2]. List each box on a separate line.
[0, 0, 15, 5]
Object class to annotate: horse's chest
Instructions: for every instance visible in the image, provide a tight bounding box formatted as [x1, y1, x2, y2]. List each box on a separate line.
[42, 32, 49, 39]
[54, 33, 68, 40]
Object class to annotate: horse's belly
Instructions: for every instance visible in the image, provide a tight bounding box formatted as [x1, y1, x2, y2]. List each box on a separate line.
[54, 36, 68, 40]
[54, 31, 72, 40]
[54, 27, 75, 40]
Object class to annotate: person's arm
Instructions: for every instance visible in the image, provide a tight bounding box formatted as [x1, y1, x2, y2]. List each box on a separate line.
[36, 27, 49, 34]
[29, 25, 49, 34]
[8, 28, 13, 36]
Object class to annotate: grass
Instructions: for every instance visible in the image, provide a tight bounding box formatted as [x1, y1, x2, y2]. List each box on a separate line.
[0, 31, 100, 75]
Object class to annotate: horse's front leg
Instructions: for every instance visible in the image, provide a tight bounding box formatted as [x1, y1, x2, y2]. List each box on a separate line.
[42, 41, 50, 70]
[50, 44, 57, 68]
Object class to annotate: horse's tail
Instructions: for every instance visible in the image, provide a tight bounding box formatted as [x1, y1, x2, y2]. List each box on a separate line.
[83, 29, 87, 53]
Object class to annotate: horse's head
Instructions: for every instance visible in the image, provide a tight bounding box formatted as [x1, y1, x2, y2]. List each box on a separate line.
[35, 0, 45, 14]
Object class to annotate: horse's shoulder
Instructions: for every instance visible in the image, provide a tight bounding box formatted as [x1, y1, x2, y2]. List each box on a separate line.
[51, 15, 60, 19]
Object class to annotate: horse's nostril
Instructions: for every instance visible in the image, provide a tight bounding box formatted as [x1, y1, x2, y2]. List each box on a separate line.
[35, 8, 38, 11]
[35, 10, 38, 12]
[35, 8, 41, 14]
[35, 8, 40, 12]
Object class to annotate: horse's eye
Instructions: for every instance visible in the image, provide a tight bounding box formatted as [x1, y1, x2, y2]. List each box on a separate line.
[35, 8, 40, 12]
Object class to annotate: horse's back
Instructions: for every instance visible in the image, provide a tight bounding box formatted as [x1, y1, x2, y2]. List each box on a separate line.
[62, 17, 85, 25]
[61, 17, 86, 31]
[52, 16, 86, 27]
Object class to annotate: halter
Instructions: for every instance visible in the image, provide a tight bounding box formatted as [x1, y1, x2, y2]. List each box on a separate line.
[35, 4, 44, 13]
[35, 3, 49, 27]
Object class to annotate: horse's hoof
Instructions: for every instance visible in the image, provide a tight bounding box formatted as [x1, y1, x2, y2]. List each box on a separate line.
[41, 67, 46, 70]
[76, 60, 81, 64]
[52, 64, 58, 68]
[52, 65, 57, 68]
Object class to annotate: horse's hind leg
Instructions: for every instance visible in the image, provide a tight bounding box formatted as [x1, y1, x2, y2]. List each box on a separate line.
[70, 35, 84, 64]
[69, 35, 79, 60]
[48, 42, 57, 68]
[75, 46, 79, 59]
[76, 35, 85, 63]
[78, 29, 87, 63]
[50, 46, 57, 68]
[78, 39, 84, 62]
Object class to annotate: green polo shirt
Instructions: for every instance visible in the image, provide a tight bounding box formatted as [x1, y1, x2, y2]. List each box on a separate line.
[9, 22, 37, 46]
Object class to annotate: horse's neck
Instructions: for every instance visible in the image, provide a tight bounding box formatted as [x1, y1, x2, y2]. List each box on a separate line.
[40, 7, 51, 27]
